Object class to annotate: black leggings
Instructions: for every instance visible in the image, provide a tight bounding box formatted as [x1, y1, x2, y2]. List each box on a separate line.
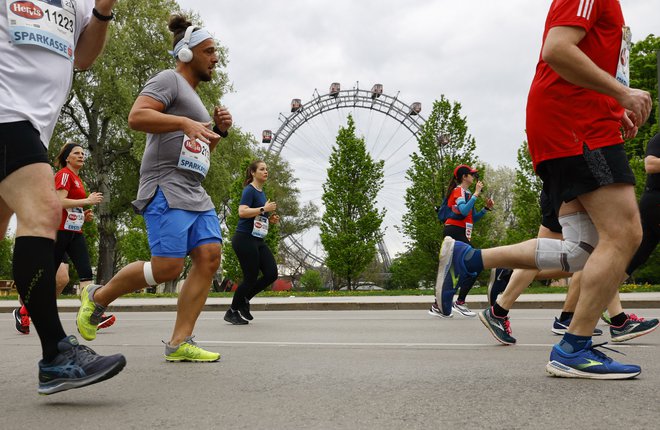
[230, 231, 278, 309]
[443, 224, 477, 302]
[626, 190, 660, 275]
[53, 230, 93, 281]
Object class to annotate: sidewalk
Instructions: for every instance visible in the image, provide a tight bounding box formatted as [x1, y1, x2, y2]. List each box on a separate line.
[2, 292, 660, 313]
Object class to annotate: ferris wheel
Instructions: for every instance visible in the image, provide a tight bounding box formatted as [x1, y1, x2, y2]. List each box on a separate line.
[262, 82, 426, 272]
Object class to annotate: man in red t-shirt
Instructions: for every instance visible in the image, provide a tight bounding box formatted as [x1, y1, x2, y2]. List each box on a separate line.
[437, 0, 652, 380]
[525, 0, 652, 378]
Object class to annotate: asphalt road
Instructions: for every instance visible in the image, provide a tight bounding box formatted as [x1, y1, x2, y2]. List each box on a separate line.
[1, 309, 659, 429]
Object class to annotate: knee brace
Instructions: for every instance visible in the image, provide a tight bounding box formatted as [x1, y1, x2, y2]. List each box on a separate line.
[143, 262, 158, 286]
[535, 212, 599, 272]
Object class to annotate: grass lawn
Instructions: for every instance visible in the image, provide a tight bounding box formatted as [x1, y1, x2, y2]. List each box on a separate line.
[2, 282, 658, 300]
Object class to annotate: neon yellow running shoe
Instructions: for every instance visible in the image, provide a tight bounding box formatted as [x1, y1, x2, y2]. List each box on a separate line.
[165, 336, 220, 362]
[601, 311, 612, 325]
[76, 284, 105, 341]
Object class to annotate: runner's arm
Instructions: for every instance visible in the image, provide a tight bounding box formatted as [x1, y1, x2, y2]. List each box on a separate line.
[645, 155, 660, 174]
[542, 26, 651, 126]
[128, 96, 220, 144]
[56, 189, 99, 208]
[74, 1, 117, 70]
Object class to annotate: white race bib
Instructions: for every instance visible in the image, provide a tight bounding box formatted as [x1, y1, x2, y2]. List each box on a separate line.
[178, 135, 211, 177]
[6, 0, 76, 61]
[252, 215, 269, 238]
[615, 26, 631, 87]
[465, 222, 473, 241]
[64, 206, 84, 231]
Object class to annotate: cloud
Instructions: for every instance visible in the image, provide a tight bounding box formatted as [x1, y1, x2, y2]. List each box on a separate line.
[180, 0, 656, 168]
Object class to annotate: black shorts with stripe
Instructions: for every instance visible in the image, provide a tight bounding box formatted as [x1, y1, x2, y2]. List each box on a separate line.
[536, 143, 635, 215]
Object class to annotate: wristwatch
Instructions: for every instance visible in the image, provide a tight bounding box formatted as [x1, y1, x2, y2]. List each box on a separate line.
[213, 125, 229, 138]
[259, 207, 265, 214]
[92, 8, 114, 21]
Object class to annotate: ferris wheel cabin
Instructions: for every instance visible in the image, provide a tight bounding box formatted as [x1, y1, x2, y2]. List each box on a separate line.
[409, 102, 422, 116]
[291, 98, 302, 112]
[262, 130, 272, 144]
[329, 82, 341, 97]
[371, 84, 383, 99]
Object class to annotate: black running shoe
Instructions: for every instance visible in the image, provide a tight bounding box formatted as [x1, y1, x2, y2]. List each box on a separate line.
[479, 307, 516, 345]
[487, 268, 512, 307]
[238, 301, 253, 321]
[610, 314, 659, 342]
[224, 308, 248, 325]
[38, 335, 126, 395]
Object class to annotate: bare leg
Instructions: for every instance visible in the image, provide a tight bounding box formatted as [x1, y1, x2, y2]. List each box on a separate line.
[94, 257, 184, 306]
[169, 243, 220, 345]
[497, 225, 566, 309]
[497, 269, 538, 310]
[481, 239, 539, 270]
[567, 185, 641, 337]
[55, 263, 70, 295]
[560, 271, 581, 313]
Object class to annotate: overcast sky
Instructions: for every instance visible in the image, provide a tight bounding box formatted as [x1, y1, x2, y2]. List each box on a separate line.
[178, 0, 658, 169]
[173, 0, 658, 257]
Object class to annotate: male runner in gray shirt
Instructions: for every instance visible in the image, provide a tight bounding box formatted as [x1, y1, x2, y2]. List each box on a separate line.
[77, 15, 232, 362]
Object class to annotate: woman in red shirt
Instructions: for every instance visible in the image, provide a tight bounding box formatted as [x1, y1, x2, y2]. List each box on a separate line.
[429, 165, 493, 318]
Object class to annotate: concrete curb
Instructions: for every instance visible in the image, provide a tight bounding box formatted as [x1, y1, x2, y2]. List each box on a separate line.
[2, 292, 660, 313]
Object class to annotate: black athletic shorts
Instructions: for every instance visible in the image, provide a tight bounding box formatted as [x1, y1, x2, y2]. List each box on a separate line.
[0, 121, 49, 181]
[539, 190, 562, 234]
[536, 143, 635, 215]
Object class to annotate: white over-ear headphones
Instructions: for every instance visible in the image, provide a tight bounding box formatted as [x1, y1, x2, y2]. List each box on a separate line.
[177, 26, 197, 63]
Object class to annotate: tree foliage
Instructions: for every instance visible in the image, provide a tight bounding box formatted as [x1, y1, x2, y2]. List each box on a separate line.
[0, 236, 13, 279]
[476, 165, 516, 248]
[506, 141, 543, 244]
[320, 115, 385, 289]
[300, 269, 323, 291]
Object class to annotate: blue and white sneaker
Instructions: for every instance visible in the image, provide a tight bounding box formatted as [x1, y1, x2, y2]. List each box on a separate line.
[428, 302, 453, 318]
[38, 335, 126, 395]
[546, 340, 641, 379]
[435, 236, 477, 289]
[487, 268, 512, 307]
[551, 317, 603, 336]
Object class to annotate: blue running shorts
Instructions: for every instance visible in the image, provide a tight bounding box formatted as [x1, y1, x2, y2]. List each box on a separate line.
[143, 188, 222, 258]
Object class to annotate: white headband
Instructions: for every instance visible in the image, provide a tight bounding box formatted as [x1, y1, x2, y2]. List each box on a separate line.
[168, 27, 214, 58]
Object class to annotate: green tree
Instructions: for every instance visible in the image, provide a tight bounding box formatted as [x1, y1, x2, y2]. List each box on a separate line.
[300, 269, 323, 291]
[52, 0, 231, 282]
[476, 164, 515, 248]
[396, 96, 480, 287]
[388, 248, 428, 289]
[0, 236, 13, 279]
[506, 141, 543, 244]
[320, 115, 385, 290]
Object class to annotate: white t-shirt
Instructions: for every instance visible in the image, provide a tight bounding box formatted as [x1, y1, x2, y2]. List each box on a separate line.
[0, 0, 93, 147]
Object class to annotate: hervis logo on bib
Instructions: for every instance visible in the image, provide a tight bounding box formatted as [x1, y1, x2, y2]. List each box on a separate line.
[68, 213, 78, 221]
[254, 221, 263, 228]
[10, 1, 44, 19]
[184, 138, 202, 154]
